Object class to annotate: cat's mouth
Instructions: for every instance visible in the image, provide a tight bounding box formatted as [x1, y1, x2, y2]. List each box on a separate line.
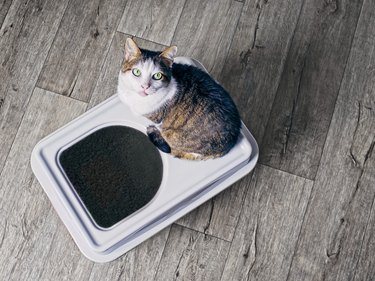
[139, 89, 155, 97]
[138, 91, 149, 97]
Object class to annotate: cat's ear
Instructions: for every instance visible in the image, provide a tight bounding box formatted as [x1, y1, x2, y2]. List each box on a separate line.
[160, 46, 177, 67]
[124, 38, 141, 62]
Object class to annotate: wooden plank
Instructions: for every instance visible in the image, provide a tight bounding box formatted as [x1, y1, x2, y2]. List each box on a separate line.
[176, 176, 248, 241]
[171, 0, 243, 79]
[6, 202, 94, 281]
[117, 0, 186, 46]
[155, 224, 230, 281]
[220, 165, 313, 281]
[176, 0, 304, 241]
[36, 0, 127, 102]
[219, 0, 304, 141]
[34, 220, 170, 281]
[354, 198, 375, 281]
[287, 0, 375, 279]
[0, 0, 12, 28]
[0, 88, 87, 280]
[261, 0, 364, 179]
[89, 33, 166, 109]
[87, 228, 170, 281]
[0, 0, 69, 175]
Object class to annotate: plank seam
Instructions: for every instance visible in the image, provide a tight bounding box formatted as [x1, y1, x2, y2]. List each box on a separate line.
[352, 175, 375, 279]
[173, 223, 232, 243]
[34, 0, 72, 90]
[0, 90, 34, 177]
[284, 1, 366, 274]
[85, 2, 129, 105]
[116, 30, 168, 48]
[169, 0, 188, 45]
[259, 163, 311, 181]
[258, 0, 306, 149]
[285, 179, 314, 281]
[34, 216, 63, 281]
[217, 233, 234, 281]
[245, 214, 259, 281]
[0, 0, 72, 176]
[152, 226, 172, 281]
[282, 53, 308, 157]
[309, 0, 366, 181]
[218, 170, 257, 281]
[84, 32, 115, 104]
[0, 0, 13, 31]
[34, 86, 89, 104]
[225, 174, 256, 244]
[216, 0, 245, 78]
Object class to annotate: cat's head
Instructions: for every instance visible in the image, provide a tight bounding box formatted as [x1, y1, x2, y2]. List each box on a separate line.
[119, 38, 177, 97]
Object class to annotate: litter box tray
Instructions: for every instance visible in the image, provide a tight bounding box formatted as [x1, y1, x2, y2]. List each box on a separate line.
[31, 57, 259, 262]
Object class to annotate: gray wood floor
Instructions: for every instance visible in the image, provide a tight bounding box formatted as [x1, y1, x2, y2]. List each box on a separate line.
[0, 0, 374, 280]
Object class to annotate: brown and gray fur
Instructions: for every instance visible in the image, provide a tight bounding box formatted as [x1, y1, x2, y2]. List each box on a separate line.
[118, 38, 241, 160]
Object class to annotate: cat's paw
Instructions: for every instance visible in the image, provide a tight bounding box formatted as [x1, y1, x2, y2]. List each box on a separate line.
[146, 125, 158, 135]
[147, 125, 171, 153]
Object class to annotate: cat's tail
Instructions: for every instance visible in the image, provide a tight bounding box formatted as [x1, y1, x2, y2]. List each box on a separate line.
[146, 125, 171, 153]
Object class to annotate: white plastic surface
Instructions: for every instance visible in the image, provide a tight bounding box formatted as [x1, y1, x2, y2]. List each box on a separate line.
[30, 58, 259, 262]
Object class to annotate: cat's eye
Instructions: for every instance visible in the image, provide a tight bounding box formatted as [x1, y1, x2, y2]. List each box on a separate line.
[152, 72, 163, 80]
[132, 68, 141, 77]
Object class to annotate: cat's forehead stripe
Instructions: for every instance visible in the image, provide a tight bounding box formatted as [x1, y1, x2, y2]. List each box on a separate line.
[136, 59, 160, 74]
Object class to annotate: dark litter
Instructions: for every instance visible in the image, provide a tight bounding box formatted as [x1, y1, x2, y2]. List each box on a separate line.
[59, 126, 163, 228]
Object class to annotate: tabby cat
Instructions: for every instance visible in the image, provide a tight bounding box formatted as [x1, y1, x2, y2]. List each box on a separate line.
[118, 38, 241, 160]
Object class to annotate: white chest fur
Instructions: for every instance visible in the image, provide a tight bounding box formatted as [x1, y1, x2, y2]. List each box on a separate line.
[117, 71, 177, 116]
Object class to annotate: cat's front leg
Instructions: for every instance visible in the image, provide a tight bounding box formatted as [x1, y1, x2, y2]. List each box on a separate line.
[146, 125, 171, 153]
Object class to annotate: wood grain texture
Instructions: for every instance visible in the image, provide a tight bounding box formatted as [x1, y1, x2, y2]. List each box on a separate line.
[221, 165, 313, 281]
[171, 0, 243, 79]
[177, 0, 304, 242]
[88, 227, 169, 281]
[0, 0, 69, 175]
[9, 196, 169, 281]
[287, 0, 375, 279]
[88, 33, 165, 109]
[154, 224, 230, 281]
[220, 0, 304, 141]
[36, 0, 127, 102]
[176, 175, 248, 241]
[0, 88, 87, 280]
[0, 0, 12, 28]
[12, 208, 93, 281]
[1, 0, 375, 279]
[261, 0, 364, 179]
[35, 223, 169, 281]
[354, 198, 375, 281]
[117, 0, 185, 46]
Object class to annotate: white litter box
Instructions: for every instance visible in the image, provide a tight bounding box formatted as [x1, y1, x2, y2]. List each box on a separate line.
[31, 58, 259, 262]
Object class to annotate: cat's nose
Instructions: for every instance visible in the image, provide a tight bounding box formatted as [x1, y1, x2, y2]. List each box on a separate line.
[141, 83, 150, 89]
